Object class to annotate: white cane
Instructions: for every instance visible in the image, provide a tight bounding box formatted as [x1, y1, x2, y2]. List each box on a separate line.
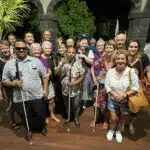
[67, 69, 72, 132]
[93, 84, 99, 132]
[20, 88, 32, 145]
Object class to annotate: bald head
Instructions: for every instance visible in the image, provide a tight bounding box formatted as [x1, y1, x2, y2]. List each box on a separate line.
[115, 33, 126, 50]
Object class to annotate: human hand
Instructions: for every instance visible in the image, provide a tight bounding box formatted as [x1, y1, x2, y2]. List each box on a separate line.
[79, 54, 85, 59]
[68, 82, 75, 88]
[13, 80, 23, 88]
[43, 89, 47, 97]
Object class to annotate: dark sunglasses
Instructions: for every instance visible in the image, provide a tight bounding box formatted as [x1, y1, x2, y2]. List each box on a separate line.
[16, 47, 27, 51]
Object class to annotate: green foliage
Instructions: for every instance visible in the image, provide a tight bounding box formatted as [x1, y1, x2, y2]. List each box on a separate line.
[56, 0, 96, 39]
[0, 0, 30, 40]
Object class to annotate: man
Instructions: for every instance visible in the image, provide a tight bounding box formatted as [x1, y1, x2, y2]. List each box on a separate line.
[7, 34, 16, 56]
[2, 40, 48, 142]
[42, 30, 56, 54]
[115, 32, 127, 51]
[24, 32, 35, 49]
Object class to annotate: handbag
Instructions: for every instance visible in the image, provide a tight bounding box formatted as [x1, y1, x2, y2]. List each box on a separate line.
[139, 59, 150, 97]
[128, 69, 148, 113]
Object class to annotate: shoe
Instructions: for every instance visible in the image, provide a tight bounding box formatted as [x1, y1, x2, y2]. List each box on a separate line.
[115, 131, 123, 143]
[106, 130, 114, 141]
[41, 127, 48, 136]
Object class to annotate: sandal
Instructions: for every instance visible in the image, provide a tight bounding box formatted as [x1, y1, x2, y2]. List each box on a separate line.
[11, 123, 20, 130]
[90, 121, 96, 128]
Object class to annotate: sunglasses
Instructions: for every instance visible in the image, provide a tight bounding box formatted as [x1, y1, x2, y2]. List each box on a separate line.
[16, 47, 27, 51]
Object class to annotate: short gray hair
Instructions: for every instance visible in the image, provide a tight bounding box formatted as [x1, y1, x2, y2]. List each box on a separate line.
[30, 43, 41, 56]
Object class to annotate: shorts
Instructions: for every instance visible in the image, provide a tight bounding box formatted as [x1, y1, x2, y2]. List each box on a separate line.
[47, 81, 55, 100]
[108, 99, 129, 115]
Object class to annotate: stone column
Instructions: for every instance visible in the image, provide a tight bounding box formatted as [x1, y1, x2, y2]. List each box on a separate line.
[31, 0, 62, 38]
[128, 0, 150, 48]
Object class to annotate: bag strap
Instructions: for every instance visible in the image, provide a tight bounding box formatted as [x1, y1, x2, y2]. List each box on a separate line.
[128, 69, 132, 89]
[139, 58, 144, 79]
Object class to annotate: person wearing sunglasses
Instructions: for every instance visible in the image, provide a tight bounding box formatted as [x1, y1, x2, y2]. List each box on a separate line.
[2, 39, 48, 143]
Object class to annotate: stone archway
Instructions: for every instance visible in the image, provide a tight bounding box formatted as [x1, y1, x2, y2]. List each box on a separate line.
[30, 0, 62, 38]
[128, 0, 150, 48]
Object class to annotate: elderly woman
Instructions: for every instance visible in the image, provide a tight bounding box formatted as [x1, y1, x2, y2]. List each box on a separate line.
[41, 41, 60, 123]
[76, 35, 94, 108]
[105, 51, 139, 143]
[127, 40, 150, 134]
[30, 43, 42, 58]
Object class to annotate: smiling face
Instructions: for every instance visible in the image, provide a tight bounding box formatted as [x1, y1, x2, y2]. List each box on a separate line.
[96, 40, 105, 53]
[0, 44, 11, 58]
[79, 39, 88, 51]
[24, 33, 34, 44]
[105, 44, 115, 56]
[128, 41, 139, 57]
[43, 31, 51, 41]
[115, 53, 127, 72]
[43, 43, 52, 56]
[58, 44, 66, 55]
[115, 33, 126, 49]
[67, 47, 76, 62]
[15, 41, 28, 60]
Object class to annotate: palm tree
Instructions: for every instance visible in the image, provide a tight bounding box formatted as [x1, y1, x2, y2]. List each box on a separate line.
[0, 0, 30, 40]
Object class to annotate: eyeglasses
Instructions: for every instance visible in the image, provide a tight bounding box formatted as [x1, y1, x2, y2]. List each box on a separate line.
[16, 47, 27, 51]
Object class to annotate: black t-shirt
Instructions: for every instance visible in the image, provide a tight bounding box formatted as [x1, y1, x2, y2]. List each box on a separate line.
[129, 53, 150, 78]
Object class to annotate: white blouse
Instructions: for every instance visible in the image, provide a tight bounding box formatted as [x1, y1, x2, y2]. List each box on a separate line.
[105, 67, 140, 97]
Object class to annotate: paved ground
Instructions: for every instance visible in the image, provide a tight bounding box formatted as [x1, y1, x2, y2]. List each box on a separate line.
[0, 102, 150, 150]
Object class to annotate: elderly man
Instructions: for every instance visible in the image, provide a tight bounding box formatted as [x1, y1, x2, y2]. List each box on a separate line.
[115, 32, 127, 51]
[2, 40, 48, 142]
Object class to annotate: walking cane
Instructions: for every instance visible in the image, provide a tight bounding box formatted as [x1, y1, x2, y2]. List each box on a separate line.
[15, 62, 32, 145]
[66, 68, 72, 132]
[93, 84, 99, 132]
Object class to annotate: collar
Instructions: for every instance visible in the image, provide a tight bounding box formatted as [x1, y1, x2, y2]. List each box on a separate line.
[16, 55, 32, 63]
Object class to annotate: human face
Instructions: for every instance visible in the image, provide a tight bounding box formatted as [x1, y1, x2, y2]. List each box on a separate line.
[66, 39, 74, 47]
[33, 47, 41, 58]
[43, 44, 52, 56]
[96, 41, 104, 53]
[8, 35, 16, 46]
[115, 54, 127, 71]
[105, 44, 114, 56]
[58, 44, 66, 55]
[128, 41, 139, 56]
[67, 48, 75, 62]
[43, 31, 51, 41]
[0, 44, 10, 58]
[90, 39, 96, 46]
[115, 34, 126, 49]
[79, 39, 88, 50]
[15, 42, 28, 60]
[25, 33, 34, 44]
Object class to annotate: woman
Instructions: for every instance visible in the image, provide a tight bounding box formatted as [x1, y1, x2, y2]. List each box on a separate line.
[41, 41, 60, 123]
[104, 40, 117, 70]
[127, 40, 150, 134]
[90, 39, 108, 129]
[105, 51, 139, 143]
[57, 47, 85, 127]
[30, 43, 42, 58]
[76, 36, 94, 108]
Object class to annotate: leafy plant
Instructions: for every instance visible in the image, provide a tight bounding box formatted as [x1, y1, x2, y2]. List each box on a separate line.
[0, 0, 30, 40]
[56, 0, 96, 39]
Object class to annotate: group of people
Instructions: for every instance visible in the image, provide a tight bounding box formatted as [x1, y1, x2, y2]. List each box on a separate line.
[0, 30, 150, 144]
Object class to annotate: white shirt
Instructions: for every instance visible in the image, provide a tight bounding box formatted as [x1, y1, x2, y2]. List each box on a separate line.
[105, 67, 140, 99]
